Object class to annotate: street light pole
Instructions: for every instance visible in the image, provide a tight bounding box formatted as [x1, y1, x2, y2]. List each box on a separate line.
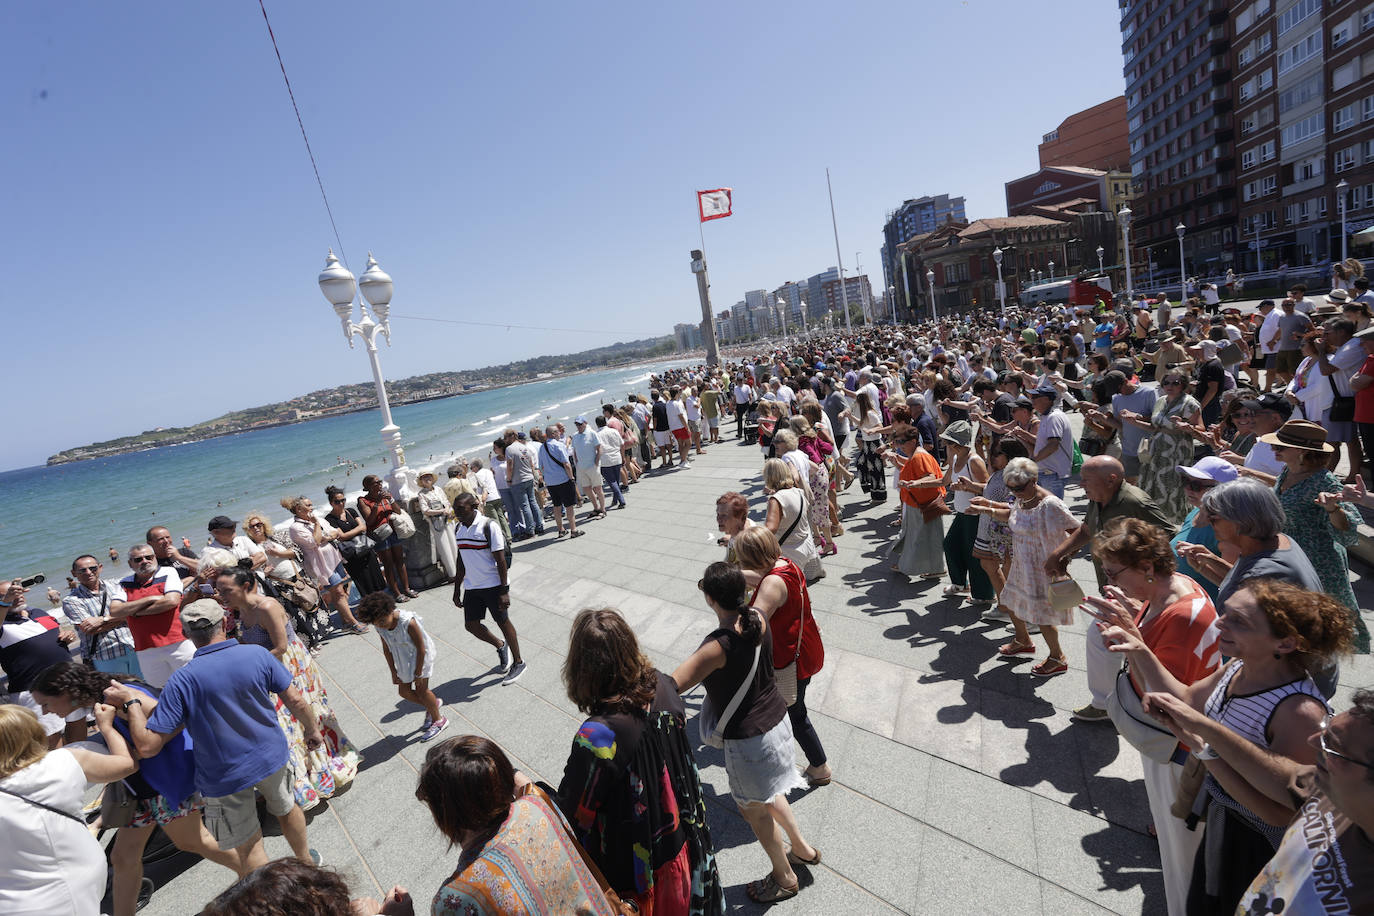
[1337, 179, 1350, 263]
[1176, 222, 1187, 305]
[318, 250, 416, 501]
[1048, 260, 1055, 282]
[826, 168, 852, 334]
[1096, 245, 1104, 277]
[1119, 207, 1134, 301]
[888, 285, 897, 325]
[926, 268, 936, 323]
[993, 247, 1006, 311]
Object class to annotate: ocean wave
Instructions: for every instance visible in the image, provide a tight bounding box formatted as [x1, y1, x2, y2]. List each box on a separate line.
[621, 372, 651, 385]
[469, 420, 484, 427]
[486, 413, 510, 422]
[541, 402, 561, 411]
[563, 388, 605, 404]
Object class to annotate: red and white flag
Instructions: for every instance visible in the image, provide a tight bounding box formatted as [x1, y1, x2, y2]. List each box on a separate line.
[697, 188, 733, 222]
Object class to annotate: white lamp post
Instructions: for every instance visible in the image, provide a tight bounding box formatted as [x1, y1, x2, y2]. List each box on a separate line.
[1048, 260, 1055, 281]
[1119, 206, 1134, 301]
[1337, 179, 1350, 263]
[993, 247, 1006, 310]
[1176, 222, 1187, 304]
[926, 268, 936, 322]
[1096, 245, 1105, 277]
[318, 250, 417, 501]
[887, 285, 897, 325]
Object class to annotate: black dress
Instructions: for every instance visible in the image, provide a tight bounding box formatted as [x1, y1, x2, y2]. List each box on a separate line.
[324, 508, 387, 596]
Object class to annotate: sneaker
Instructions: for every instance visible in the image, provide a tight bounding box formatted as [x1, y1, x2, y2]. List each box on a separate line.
[1071, 704, 1111, 724]
[981, 607, 1010, 622]
[502, 660, 528, 686]
[496, 642, 511, 673]
[421, 716, 450, 742]
[309, 848, 325, 867]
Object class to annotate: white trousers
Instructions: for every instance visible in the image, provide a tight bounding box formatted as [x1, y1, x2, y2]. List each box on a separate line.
[136, 640, 196, 688]
[1084, 608, 1116, 709]
[1141, 753, 1203, 916]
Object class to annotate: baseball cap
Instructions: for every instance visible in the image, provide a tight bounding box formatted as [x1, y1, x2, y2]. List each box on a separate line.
[575, 415, 588, 424]
[181, 602, 225, 632]
[1175, 456, 1239, 485]
[1012, 396, 1034, 410]
[207, 515, 237, 531]
[1029, 385, 1058, 399]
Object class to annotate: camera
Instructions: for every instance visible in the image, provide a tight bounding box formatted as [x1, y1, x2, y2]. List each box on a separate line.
[20, 574, 46, 587]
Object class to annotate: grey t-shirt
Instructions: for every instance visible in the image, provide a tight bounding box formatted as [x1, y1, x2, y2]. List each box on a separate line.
[1111, 387, 1159, 456]
[1216, 540, 1322, 609]
[823, 391, 851, 438]
[503, 440, 537, 484]
[1275, 311, 1312, 352]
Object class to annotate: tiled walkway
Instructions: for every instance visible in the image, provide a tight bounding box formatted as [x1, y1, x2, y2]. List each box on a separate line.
[142, 432, 1374, 915]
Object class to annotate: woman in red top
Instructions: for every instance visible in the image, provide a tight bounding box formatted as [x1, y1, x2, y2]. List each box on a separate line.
[734, 526, 830, 789]
[886, 430, 947, 578]
[357, 474, 417, 601]
[1082, 518, 1220, 916]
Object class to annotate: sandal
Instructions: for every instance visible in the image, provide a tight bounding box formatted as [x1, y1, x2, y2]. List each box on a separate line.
[786, 846, 822, 866]
[1031, 656, 1069, 677]
[747, 874, 800, 904]
[997, 641, 1035, 657]
[348, 623, 371, 635]
[405, 589, 420, 599]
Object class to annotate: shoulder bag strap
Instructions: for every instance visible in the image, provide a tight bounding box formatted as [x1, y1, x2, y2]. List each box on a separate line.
[0, 785, 87, 825]
[713, 642, 761, 741]
[776, 492, 803, 545]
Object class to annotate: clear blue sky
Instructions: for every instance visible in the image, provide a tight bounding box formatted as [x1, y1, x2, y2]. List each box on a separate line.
[3, 1, 1125, 470]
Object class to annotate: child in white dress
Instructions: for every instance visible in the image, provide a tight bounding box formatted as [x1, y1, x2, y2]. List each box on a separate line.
[357, 592, 446, 741]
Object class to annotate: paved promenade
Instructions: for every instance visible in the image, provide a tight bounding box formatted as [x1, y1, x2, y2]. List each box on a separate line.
[144, 432, 1374, 915]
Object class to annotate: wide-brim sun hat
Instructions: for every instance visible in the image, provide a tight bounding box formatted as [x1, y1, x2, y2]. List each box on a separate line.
[1257, 419, 1334, 453]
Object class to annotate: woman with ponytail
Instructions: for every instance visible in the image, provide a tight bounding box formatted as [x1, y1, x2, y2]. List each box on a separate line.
[29, 661, 242, 915]
[672, 562, 818, 905]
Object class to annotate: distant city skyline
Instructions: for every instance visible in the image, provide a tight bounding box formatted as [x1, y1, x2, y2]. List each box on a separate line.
[4, 1, 1126, 470]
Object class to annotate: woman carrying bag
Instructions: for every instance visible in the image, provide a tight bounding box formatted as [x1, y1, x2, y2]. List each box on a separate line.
[734, 526, 830, 789]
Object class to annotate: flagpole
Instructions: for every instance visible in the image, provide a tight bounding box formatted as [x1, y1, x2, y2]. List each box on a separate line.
[826, 168, 852, 334]
[692, 192, 721, 368]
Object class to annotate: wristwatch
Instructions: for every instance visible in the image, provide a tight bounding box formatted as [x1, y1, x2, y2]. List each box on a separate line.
[121, 698, 143, 713]
[1192, 742, 1219, 761]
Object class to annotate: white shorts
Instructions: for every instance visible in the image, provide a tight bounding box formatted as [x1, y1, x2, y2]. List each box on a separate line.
[6, 692, 86, 737]
[136, 640, 197, 688]
[576, 465, 602, 489]
[653, 430, 671, 447]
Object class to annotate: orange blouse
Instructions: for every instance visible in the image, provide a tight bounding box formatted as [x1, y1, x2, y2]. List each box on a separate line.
[898, 448, 945, 508]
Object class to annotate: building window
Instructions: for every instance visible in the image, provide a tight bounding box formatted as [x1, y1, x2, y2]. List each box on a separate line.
[1364, 139, 1374, 163]
[1333, 23, 1353, 48]
[1279, 0, 1320, 37]
[1242, 148, 1257, 170]
[1336, 146, 1359, 172]
[1333, 60, 1360, 91]
[1336, 105, 1357, 132]
[1317, 196, 1328, 218]
[1261, 175, 1278, 196]
[1297, 155, 1323, 181]
[1279, 73, 1322, 114]
[1281, 114, 1324, 147]
[1277, 30, 1322, 75]
[1365, 95, 1374, 121]
[1260, 140, 1276, 162]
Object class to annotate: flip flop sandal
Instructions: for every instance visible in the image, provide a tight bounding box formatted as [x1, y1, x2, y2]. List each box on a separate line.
[747, 874, 800, 904]
[1031, 657, 1069, 677]
[786, 846, 823, 866]
[997, 641, 1035, 657]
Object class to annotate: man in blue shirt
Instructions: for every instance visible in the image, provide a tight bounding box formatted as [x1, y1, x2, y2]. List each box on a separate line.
[108, 602, 322, 875]
[539, 424, 583, 538]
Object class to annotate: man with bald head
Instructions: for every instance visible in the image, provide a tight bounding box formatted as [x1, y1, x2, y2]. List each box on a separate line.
[1044, 455, 1176, 723]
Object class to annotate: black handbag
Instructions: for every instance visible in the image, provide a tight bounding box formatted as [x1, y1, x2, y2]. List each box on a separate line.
[1330, 376, 1356, 423]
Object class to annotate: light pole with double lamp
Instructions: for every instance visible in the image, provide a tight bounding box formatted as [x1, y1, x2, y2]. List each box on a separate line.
[1119, 206, 1134, 300]
[993, 247, 1006, 310]
[1096, 245, 1105, 277]
[926, 269, 936, 322]
[318, 250, 417, 501]
[1337, 179, 1350, 262]
[1048, 260, 1055, 281]
[1176, 222, 1187, 305]
[887, 285, 897, 325]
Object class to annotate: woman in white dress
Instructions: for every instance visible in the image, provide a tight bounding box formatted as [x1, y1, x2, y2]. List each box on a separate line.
[415, 471, 458, 582]
[762, 458, 823, 581]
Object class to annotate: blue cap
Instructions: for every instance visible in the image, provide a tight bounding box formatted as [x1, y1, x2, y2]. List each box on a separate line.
[575, 415, 588, 424]
[1029, 385, 1058, 399]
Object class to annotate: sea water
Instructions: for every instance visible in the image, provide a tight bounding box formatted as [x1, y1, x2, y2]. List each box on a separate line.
[1, 360, 689, 585]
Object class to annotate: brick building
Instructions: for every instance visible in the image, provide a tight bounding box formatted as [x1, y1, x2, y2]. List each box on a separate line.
[1038, 97, 1133, 171]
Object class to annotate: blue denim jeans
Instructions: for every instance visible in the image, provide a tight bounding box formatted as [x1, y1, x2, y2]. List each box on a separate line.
[1038, 469, 1065, 500]
[509, 479, 543, 535]
[497, 488, 523, 535]
[601, 465, 626, 507]
[93, 645, 144, 678]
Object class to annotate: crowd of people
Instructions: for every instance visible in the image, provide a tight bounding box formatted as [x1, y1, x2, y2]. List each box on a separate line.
[4, 275, 1374, 914]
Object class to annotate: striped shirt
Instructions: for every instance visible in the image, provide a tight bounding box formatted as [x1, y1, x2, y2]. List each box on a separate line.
[455, 517, 505, 590]
[61, 582, 135, 661]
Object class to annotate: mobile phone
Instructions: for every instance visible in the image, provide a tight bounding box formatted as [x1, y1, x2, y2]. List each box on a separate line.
[199, 584, 214, 595]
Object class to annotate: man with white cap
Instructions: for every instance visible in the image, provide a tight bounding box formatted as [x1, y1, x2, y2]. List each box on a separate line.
[108, 601, 323, 875]
[1314, 315, 1364, 481]
[569, 416, 605, 519]
[1014, 386, 1073, 499]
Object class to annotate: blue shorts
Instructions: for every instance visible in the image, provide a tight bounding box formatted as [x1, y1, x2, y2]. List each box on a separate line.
[326, 562, 348, 587]
[373, 532, 401, 551]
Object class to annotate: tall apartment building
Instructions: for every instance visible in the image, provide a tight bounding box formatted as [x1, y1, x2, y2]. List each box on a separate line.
[880, 195, 966, 302]
[673, 322, 703, 351]
[806, 268, 873, 318]
[1120, 0, 1236, 276]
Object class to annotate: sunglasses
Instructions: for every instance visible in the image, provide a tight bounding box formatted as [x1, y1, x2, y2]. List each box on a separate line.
[1318, 715, 1374, 771]
[74, 566, 100, 573]
[1182, 479, 1215, 492]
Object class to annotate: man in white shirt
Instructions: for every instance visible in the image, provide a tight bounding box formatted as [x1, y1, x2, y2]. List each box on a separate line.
[1317, 315, 1365, 477]
[667, 387, 692, 468]
[451, 493, 524, 685]
[1254, 299, 1282, 391]
[1016, 386, 1073, 499]
[594, 416, 627, 509]
[732, 377, 754, 440]
[1290, 283, 1314, 315]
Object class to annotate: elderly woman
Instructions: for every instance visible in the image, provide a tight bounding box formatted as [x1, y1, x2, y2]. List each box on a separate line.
[283, 494, 367, 635]
[1252, 421, 1367, 652]
[418, 736, 617, 915]
[968, 457, 1081, 677]
[554, 608, 725, 916]
[735, 526, 830, 788]
[1121, 369, 1201, 525]
[955, 437, 1030, 623]
[790, 414, 840, 543]
[671, 563, 816, 905]
[1099, 579, 1353, 914]
[213, 568, 359, 810]
[1079, 520, 1220, 916]
[358, 474, 416, 601]
[799, 399, 850, 518]
[30, 662, 241, 915]
[1167, 457, 1240, 605]
[0, 703, 136, 916]
[715, 490, 755, 565]
[850, 390, 887, 503]
[886, 429, 947, 579]
[762, 457, 823, 581]
[774, 427, 835, 557]
[415, 471, 458, 583]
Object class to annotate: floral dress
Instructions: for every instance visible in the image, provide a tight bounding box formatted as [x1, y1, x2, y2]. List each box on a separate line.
[1274, 469, 1368, 653]
[1137, 394, 1199, 527]
[240, 618, 360, 809]
[1001, 494, 1079, 626]
[554, 672, 724, 916]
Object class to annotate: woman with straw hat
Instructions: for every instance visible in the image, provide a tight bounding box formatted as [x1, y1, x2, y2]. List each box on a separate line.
[1253, 420, 1368, 651]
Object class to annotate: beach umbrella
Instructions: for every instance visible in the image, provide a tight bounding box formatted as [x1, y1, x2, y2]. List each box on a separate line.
[1353, 226, 1374, 242]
